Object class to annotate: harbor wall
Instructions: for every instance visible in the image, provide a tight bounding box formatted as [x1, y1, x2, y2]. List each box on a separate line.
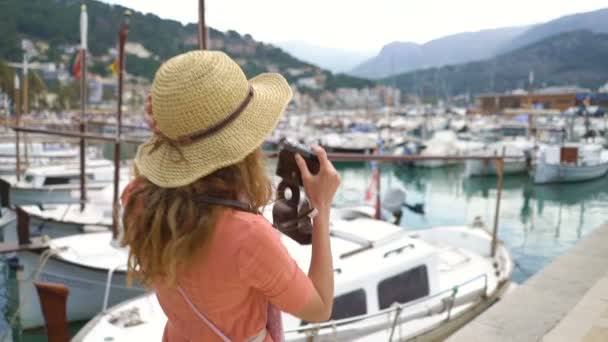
[448, 223, 608, 342]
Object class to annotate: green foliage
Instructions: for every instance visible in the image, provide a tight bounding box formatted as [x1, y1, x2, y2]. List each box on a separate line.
[0, 0, 373, 97]
[325, 73, 374, 91]
[125, 55, 161, 80]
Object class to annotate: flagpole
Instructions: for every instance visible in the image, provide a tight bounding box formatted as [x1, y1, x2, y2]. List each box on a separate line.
[14, 74, 21, 181]
[198, 0, 208, 50]
[112, 11, 130, 239]
[79, 2, 88, 211]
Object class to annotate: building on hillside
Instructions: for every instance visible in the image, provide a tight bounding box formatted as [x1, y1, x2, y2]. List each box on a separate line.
[476, 86, 608, 114]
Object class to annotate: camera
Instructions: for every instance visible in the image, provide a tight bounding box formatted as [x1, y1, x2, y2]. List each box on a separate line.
[272, 138, 320, 244]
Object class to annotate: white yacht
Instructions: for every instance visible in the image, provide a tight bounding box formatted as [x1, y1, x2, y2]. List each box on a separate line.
[533, 143, 608, 184]
[0, 159, 129, 206]
[69, 217, 513, 341]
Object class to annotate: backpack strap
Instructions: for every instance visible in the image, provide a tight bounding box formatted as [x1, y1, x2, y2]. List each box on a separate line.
[177, 286, 231, 342]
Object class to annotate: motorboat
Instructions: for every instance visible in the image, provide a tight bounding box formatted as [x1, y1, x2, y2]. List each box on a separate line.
[319, 132, 378, 154]
[0, 159, 129, 206]
[533, 143, 608, 184]
[1, 182, 126, 243]
[413, 131, 480, 168]
[71, 217, 513, 341]
[464, 139, 535, 177]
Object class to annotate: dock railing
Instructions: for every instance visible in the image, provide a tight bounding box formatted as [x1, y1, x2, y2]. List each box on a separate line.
[7, 126, 510, 257]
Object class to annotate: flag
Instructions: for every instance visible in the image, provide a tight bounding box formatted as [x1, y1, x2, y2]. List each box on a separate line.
[365, 138, 384, 219]
[72, 51, 82, 80]
[109, 59, 119, 76]
[365, 167, 379, 202]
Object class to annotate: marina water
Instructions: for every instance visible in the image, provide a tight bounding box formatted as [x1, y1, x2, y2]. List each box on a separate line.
[2, 161, 608, 340]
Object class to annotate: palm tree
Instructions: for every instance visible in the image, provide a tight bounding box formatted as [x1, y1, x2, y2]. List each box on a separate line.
[0, 60, 16, 103]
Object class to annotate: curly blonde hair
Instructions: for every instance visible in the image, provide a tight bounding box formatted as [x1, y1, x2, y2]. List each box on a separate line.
[122, 148, 272, 287]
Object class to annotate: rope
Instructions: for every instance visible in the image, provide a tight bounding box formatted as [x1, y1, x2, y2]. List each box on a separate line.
[102, 263, 127, 312]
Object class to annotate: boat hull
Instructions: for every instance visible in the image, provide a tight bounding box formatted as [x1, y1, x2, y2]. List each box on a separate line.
[8, 184, 107, 206]
[17, 250, 144, 330]
[413, 159, 460, 168]
[322, 146, 375, 154]
[533, 161, 608, 184]
[465, 159, 528, 177]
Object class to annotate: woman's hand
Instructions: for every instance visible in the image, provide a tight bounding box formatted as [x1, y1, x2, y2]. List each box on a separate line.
[295, 145, 341, 214]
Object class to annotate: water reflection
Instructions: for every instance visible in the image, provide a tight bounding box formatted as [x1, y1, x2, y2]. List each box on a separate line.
[332, 163, 608, 283]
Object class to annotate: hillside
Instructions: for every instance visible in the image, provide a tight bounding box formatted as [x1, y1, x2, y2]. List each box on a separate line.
[350, 26, 530, 79]
[382, 31, 608, 98]
[0, 0, 371, 90]
[502, 8, 608, 53]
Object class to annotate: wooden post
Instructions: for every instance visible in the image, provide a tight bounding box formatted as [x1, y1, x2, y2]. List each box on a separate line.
[14, 73, 21, 181]
[112, 12, 130, 239]
[198, 0, 208, 50]
[34, 281, 70, 342]
[491, 148, 505, 257]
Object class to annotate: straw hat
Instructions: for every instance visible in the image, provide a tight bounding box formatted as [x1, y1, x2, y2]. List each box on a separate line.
[134, 50, 292, 188]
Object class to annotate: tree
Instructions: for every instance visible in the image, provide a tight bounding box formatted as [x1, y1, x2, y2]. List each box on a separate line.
[0, 60, 16, 110]
[26, 71, 46, 110]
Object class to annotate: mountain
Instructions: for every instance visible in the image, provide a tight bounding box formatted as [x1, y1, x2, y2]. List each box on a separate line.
[276, 41, 375, 73]
[353, 7, 608, 80]
[382, 30, 608, 98]
[502, 8, 608, 53]
[351, 26, 530, 79]
[0, 0, 371, 91]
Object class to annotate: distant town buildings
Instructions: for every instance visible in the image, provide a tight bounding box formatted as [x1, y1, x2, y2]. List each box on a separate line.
[476, 85, 608, 115]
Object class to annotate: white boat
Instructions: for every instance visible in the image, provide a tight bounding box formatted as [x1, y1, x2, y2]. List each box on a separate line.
[0, 159, 129, 206]
[72, 218, 513, 342]
[533, 143, 608, 184]
[414, 131, 479, 168]
[14, 230, 142, 329]
[0, 141, 80, 175]
[464, 139, 535, 177]
[320, 132, 377, 154]
[1, 183, 123, 243]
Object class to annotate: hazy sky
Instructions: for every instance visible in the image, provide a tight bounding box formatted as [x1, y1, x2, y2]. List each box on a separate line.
[101, 0, 607, 53]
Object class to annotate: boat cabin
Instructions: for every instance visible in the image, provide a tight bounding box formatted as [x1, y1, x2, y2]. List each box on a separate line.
[542, 144, 605, 167]
[280, 218, 440, 329]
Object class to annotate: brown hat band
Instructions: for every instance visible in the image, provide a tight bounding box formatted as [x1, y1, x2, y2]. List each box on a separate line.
[150, 86, 254, 160]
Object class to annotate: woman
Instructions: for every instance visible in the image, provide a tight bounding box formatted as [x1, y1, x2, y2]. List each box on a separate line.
[121, 50, 340, 342]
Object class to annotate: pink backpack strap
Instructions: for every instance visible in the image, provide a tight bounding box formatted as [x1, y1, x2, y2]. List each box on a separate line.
[177, 286, 231, 342]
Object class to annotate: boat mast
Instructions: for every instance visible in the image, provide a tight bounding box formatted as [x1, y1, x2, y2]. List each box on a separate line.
[79, 2, 88, 211]
[112, 11, 130, 238]
[198, 0, 208, 50]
